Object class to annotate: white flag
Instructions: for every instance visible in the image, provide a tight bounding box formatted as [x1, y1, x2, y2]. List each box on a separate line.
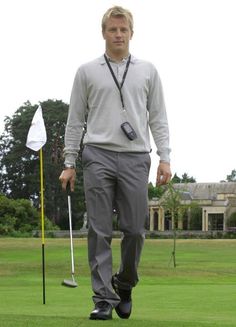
[26, 105, 47, 151]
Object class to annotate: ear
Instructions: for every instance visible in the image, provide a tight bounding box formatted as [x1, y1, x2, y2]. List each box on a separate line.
[130, 30, 134, 40]
[102, 29, 106, 40]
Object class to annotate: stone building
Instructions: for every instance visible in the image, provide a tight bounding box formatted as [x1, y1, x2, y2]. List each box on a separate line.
[148, 183, 236, 232]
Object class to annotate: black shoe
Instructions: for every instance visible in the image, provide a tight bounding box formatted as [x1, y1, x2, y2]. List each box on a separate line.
[112, 276, 132, 319]
[89, 301, 113, 320]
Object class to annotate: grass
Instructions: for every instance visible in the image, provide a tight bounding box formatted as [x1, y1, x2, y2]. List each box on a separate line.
[0, 238, 236, 326]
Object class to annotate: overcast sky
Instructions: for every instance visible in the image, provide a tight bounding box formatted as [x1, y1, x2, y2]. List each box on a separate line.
[1, 0, 236, 184]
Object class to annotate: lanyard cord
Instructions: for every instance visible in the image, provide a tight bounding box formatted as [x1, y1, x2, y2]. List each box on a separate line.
[104, 54, 131, 109]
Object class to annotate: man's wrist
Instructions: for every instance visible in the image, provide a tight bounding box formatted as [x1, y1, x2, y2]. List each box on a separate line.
[159, 160, 170, 165]
[63, 164, 75, 170]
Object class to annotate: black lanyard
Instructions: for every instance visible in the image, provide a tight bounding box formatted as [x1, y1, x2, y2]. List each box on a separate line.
[104, 54, 131, 109]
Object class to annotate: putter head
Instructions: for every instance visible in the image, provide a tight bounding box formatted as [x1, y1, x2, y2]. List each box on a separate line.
[61, 279, 78, 288]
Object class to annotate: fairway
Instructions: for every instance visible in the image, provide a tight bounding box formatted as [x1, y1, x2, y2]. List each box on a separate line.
[0, 238, 236, 326]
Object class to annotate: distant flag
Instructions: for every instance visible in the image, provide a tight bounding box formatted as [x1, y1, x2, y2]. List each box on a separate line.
[26, 104, 47, 304]
[26, 105, 47, 151]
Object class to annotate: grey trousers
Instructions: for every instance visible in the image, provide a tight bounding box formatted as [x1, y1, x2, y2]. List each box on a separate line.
[82, 145, 151, 307]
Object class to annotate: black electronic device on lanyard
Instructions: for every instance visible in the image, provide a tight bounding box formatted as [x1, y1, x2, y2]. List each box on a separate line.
[121, 121, 137, 141]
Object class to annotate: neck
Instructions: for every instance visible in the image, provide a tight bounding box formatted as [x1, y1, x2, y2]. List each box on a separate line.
[105, 50, 129, 62]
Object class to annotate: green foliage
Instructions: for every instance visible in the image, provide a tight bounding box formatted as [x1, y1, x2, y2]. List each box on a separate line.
[172, 173, 196, 183]
[148, 172, 196, 201]
[226, 169, 236, 182]
[0, 100, 86, 229]
[160, 183, 200, 266]
[160, 183, 182, 267]
[0, 194, 58, 235]
[148, 182, 165, 200]
[161, 183, 182, 220]
[0, 214, 16, 235]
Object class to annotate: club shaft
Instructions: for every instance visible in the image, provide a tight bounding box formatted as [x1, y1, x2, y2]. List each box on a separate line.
[67, 195, 75, 275]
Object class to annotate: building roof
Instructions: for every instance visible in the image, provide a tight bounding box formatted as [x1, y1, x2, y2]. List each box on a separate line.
[174, 182, 236, 200]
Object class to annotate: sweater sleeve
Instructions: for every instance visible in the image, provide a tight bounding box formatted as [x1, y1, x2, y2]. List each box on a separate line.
[63, 67, 87, 166]
[147, 65, 171, 162]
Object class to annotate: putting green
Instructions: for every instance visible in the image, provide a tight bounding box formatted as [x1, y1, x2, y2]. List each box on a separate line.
[0, 238, 236, 326]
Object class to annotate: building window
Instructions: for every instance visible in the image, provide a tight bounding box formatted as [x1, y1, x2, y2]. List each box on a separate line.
[208, 213, 224, 230]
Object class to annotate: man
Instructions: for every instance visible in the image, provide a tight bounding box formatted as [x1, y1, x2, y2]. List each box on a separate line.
[59, 6, 171, 320]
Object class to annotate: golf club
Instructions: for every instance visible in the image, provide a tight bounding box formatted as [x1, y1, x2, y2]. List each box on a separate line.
[62, 192, 78, 288]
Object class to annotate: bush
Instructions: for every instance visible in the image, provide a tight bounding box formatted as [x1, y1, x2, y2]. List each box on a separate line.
[0, 194, 58, 236]
[0, 214, 16, 235]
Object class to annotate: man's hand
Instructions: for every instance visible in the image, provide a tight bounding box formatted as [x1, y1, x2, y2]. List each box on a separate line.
[156, 161, 172, 186]
[59, 168, 76, 192]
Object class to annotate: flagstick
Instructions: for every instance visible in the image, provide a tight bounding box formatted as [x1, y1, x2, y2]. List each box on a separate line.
[39, 148, 46, 304]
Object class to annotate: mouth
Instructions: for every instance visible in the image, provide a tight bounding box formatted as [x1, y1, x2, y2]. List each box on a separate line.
[114, 41, 124, 46]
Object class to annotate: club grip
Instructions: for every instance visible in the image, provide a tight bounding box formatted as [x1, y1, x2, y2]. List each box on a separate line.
[66, 183, 72, 196]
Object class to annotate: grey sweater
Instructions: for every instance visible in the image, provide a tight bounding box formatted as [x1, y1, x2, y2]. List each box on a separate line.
[64, 55, 170, 166]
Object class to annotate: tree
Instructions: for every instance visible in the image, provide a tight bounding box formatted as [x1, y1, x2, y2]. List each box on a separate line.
[171, 173, 181, 183]
[172, 173, 196, 183]
[148, 182, 165, 200]
[226, 169, 236, 182]
[160, 183, 197, 267]
[0, 100, 86, 229]
[160, 183, 182, 267]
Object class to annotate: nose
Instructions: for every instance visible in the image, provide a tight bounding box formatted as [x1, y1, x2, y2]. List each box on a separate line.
[115, 29, 122, 37]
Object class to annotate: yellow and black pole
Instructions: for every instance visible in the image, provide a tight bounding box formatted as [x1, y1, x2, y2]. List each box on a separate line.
[26, 104, 47, 305]
[39, 148, 46, 304]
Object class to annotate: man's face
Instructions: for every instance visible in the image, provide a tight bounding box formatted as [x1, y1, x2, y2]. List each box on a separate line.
[102, 16, 133, 57]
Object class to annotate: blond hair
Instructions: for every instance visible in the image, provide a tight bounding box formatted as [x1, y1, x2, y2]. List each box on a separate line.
[102, 6, 134, 33]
